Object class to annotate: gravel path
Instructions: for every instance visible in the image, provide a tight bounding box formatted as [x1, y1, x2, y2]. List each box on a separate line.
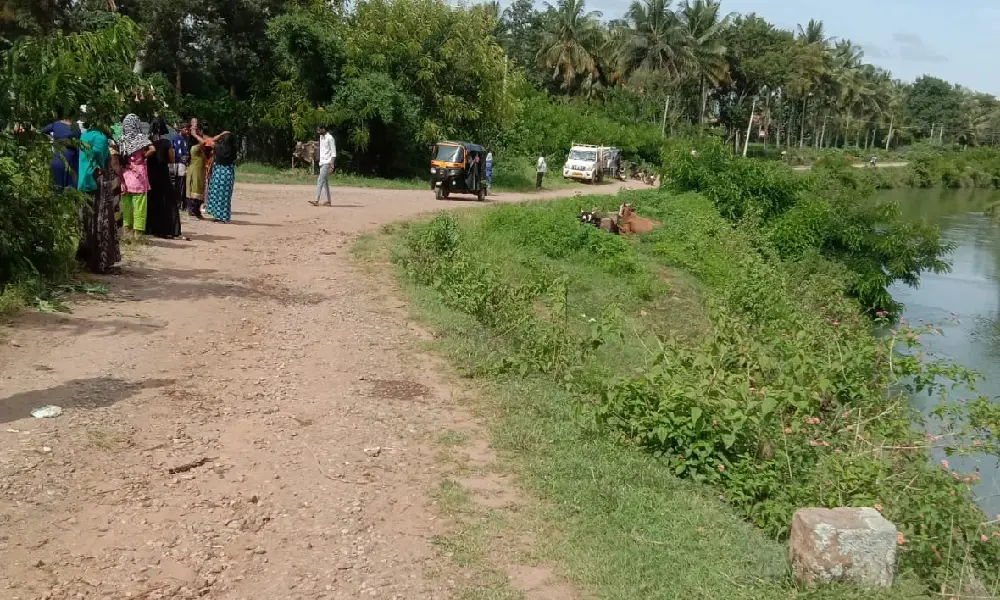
[0, 181, 637, 599]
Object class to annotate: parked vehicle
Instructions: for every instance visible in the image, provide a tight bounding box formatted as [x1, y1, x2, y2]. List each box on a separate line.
[562, 143, 613, 183]
[429, 141, 487, 201]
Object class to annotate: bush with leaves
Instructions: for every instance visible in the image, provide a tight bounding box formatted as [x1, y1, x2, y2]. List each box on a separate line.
[661, 138, 952, 316]
[0, 16, 160, 295]
[393, 191, 1000, 594]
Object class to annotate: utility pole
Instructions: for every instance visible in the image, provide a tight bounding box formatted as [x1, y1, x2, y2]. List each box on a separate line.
[743, 97, 757, 157]
[799, 93, 812, 148]
[661, 97, 670, 137]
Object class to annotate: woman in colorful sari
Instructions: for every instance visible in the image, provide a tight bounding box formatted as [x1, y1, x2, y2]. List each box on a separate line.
[76, 124, 120, 273]
[186, 138, 208, 219]
[206, 132, 237, 223]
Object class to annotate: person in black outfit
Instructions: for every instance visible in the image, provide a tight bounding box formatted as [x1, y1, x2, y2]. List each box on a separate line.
[144, 117, 183, 239]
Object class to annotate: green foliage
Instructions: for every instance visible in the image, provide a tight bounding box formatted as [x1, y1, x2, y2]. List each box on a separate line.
[0, 16, 145, 128]
[662, 138, 953, 315]
[662, 138, 804, 221]
[0, 137, 81, 287]
[497, 84, 665, 165]
[0, 16, 155, 294]
[392, 191, 1000, 594]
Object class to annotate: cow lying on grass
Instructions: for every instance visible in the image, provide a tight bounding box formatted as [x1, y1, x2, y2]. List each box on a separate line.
[578, 207, 620, 234]
[617, 203, 661, 235]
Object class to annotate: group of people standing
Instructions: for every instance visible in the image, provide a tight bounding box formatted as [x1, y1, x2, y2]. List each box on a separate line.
[41, 112, 238, 275]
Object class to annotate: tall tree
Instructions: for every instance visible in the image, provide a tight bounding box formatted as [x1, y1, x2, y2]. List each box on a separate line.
[678, 0, 731, 122]
[795, 18, 831, 46]
[536, 0, 603, 93]
[615, 0, 689, 82]
[905, 75, 964, 141]
[500, 0, 546, 86]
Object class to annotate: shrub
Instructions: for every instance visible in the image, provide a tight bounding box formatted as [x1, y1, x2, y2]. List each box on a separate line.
[393, 191, 1000, 594]
[0, 17, 158, 295]
[661, 138, 952, 316]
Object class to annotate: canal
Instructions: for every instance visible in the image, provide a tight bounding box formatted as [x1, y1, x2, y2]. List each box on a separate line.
[886, 187, 1000, 516]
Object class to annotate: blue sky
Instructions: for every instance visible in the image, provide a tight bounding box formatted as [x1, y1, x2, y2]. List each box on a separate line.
[551, 0, 999, 95]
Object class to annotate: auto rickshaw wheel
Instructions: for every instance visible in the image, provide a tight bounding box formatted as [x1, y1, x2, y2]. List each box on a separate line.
[434, 186, 443, 200]
[442, 188, 450, 199]
[477, 187, 486, 202]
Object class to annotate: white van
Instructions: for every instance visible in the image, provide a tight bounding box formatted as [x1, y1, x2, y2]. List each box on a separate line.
[563, 144, 607, 183]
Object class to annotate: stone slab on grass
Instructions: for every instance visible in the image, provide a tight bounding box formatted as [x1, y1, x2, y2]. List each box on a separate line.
[790, 507, 898, 589]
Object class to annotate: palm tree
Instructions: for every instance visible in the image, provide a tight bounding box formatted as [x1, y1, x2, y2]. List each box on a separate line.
[677, 0, 732, 123]
[536, 0, 604, 93]
[790, 18, 832, 145]
[615, 0, 689, 82]
[796, 19, 831, 46]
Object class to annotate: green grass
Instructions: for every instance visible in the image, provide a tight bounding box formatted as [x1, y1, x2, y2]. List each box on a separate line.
[399, 279, 927, 600]
[372, 191, 931, 599]
[236, 162, 428, 189]
[236, 159, 612, 194]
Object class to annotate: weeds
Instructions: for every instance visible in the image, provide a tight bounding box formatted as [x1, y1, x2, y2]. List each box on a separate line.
[392, 190, 1000, 595]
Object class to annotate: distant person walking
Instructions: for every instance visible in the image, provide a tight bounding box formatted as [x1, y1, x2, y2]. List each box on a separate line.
[310, 125, 336, 207]
[485, 151, 493, 193]
[536, 153, 547, 189]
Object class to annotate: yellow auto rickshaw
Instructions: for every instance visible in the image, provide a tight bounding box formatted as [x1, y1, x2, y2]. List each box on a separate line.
[430, 141, 487, 201]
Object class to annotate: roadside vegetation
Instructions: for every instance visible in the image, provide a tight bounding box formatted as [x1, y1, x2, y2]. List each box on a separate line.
[388, 172, 1000, 595]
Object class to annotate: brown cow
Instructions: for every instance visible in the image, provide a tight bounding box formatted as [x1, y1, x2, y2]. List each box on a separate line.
[293, 140, 320, 174]
[617, 203, 661, 235]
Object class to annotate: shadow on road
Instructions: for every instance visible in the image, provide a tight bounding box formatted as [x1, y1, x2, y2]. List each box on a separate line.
[0, 377, 176, 424]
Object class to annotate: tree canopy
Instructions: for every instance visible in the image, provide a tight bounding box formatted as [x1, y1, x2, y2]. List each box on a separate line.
[2, 0, 995, 171]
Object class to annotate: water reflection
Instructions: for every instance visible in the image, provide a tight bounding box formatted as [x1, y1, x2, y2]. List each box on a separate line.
[886, 187, 1000, 516]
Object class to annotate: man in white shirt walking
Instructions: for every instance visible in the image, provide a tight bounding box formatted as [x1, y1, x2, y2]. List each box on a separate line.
[310, 125, 336, 206]
[536, 153, 547, 189]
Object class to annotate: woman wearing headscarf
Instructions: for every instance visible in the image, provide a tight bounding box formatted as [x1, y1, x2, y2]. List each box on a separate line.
[118, 114, 155, 237]
[145, 117, 183, 239]
[206, 131, 237, 223]
[76, 121, 120, 273]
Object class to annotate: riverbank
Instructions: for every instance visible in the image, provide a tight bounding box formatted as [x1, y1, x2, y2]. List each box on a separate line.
[383, 187, 1000, 596]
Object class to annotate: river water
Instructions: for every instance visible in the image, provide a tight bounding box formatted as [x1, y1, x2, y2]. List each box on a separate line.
[885, 188, 1000, 516]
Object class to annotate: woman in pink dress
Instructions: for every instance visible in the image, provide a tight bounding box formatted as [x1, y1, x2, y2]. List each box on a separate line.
[118, 114, 155, 238]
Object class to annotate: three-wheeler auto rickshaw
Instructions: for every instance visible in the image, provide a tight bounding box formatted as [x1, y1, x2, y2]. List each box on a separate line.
[430, 141, 487, 201]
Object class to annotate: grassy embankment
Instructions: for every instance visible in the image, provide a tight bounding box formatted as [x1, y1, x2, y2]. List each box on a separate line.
[364, 186, 998, 598]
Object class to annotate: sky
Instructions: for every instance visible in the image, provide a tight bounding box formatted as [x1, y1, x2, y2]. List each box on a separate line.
[550, 0, 1000, 96]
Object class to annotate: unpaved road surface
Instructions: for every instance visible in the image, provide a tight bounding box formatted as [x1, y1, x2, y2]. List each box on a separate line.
[791, 160, 908, 171]
[0, 181, 635, 600]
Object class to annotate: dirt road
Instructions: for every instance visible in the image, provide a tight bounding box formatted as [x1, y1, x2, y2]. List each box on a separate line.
[791, 161, 909, 171]
[0, 181, 636, 599]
